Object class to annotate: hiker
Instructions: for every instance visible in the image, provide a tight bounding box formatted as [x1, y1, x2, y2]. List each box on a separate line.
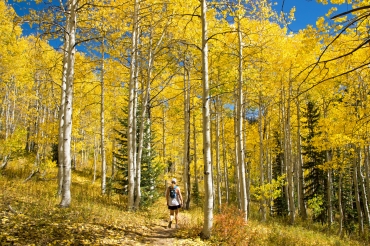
[166, 178, 183, 228]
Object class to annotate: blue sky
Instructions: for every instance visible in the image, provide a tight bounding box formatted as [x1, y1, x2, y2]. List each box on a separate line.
[8, 0, 353, 35]
[273, 0, 352, 32]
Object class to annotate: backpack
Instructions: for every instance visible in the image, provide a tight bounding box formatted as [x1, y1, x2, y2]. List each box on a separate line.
[169, 186, 177, 199]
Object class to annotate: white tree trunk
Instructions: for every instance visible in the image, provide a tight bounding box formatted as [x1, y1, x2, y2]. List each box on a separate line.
[162, 102, 167, 177]
[258, 93, 265, 221]
[365, 146, 370, 221]
[57, 23, 68, 197]
[93, 135, 97, 183]
[100, 36, 107, 194]
[221, 107, 229, 204]
[215, 97, 221, 213]
[134, 33, 153, 210]
[286, 75, 295, 224]
[354, 148, 364, 235]
[358, 152, 370, 226]
[327, 153, 333, 226]
[338, 172, 343, 236]
[200, 0, 213, 239]
[296, 98, 306, 219]
[234, 99, 240, 208]
[59, 0, 77, 208]
[192, 102, 199, 197]
[236, 5, 248, 221]
[127, 0, 140, 210]
[183, 55, 191, 210]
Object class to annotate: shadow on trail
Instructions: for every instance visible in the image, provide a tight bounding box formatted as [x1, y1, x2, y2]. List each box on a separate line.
[138, 220, 179, 245]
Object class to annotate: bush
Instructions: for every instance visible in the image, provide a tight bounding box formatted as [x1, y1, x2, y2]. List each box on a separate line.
[212, 205, 249, 245]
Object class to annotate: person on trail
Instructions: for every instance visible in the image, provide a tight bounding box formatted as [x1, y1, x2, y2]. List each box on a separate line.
[166, 178, 183, 229]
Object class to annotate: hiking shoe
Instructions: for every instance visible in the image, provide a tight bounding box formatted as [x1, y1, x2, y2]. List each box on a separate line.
[175, 224, 179, 229]
[168, 221, 172, 228]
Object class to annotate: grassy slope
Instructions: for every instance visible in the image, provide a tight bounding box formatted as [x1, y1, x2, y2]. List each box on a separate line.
[0, 163, 367, 246]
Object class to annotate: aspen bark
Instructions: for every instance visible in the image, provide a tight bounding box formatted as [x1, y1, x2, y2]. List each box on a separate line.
[296, 98, 306, 219]
[327, 168, 333, 226]
[280, 82, 290, 213]
[354, 148, 364, 235]
[200, 0, 213, 239]
[326, 153, 333, 226]
[285, 72, 295, 224]
[100, 36, 107, 194]
[267, 123, 273, 216]
[162, 102, 167, 175]
[234, 98, 240, 207]
[258, 93, 266, 221]
[322, 103, 333, 226]
[57, 21, 68, 197]
[338, 171, 343, 237]
[134, 20, 167, 208]
[93, 135, 97, 183]
[365, 146, 370, 214]
[60, 0, 77, 208]
[183, 56, 191, 210]
[221, 105, 229, 204]
[127, 0, 140, 210]
[215, 97, 221, 213]
[134, 28, 154, 210]
[236, 2, 248, 221]
[192, 103, 199, 197]
[358, 152, 370, 226]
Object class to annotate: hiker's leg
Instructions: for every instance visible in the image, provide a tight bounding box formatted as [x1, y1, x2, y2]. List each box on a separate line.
[170, 209, 174, 220]
[168, 209, 175, 228]
[174, 209, 179, 225]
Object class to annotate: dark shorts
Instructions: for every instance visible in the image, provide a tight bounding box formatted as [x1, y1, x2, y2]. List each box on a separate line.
[168, 205, 181, 210]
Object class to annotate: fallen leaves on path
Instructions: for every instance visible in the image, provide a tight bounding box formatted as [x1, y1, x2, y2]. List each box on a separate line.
[0, 200, 206, 245]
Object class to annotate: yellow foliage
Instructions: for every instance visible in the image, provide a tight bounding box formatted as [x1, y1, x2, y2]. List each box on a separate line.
[330, 0, 347, 4]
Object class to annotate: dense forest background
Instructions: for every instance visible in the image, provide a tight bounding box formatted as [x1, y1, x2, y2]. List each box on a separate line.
[1, 0, 370, 244]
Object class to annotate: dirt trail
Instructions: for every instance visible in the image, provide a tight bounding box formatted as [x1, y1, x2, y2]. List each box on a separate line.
[123, 218, 203, 246]
[139, 219, 178, 245]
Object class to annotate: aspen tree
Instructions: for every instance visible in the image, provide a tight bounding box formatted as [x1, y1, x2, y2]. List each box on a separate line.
[365, 146, 370, 221]
[60, 0, 78, 207]
[221, 104, 230, 204]
[93, 135, 97, 183]
[233, 94, 241, 207]
[192, 98, 200, 200]
[286, 69, 295, 224]
[183, 51, 191, 210]
[134, 3, 172, 208]
[236, 0, 248, 221]
[127, 0, 140, 210]
[355, 73, 370, 227]
[200, 0, 214, 239]
[258, 91, 266, 221]
[100, 35, 107, 194]
[338, 170, 344, 236]
[296, 98, 307, 219]
[322, 102, 333, 226]
[135, 24, 154, 209]
[215, 96, 222, 213]
[354, 147, 364, 235]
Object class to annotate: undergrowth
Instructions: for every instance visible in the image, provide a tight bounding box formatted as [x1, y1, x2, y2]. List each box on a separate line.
[0, 162, 368, 245]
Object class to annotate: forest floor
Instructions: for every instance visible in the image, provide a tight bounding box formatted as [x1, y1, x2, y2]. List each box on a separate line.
[0, 202, 204, 245]
[0, 165, 206, 245]
[0, 163, 368, 245]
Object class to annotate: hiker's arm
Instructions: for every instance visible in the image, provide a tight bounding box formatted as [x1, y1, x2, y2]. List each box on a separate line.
[178, 188, 183, 205]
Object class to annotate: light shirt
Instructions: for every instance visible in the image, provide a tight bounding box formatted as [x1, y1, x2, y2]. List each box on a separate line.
[168, 186, 180, 206]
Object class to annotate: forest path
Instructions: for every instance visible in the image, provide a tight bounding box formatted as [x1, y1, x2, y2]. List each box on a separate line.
[124, 218, 201, 246]
[138, 219, 178, 245]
